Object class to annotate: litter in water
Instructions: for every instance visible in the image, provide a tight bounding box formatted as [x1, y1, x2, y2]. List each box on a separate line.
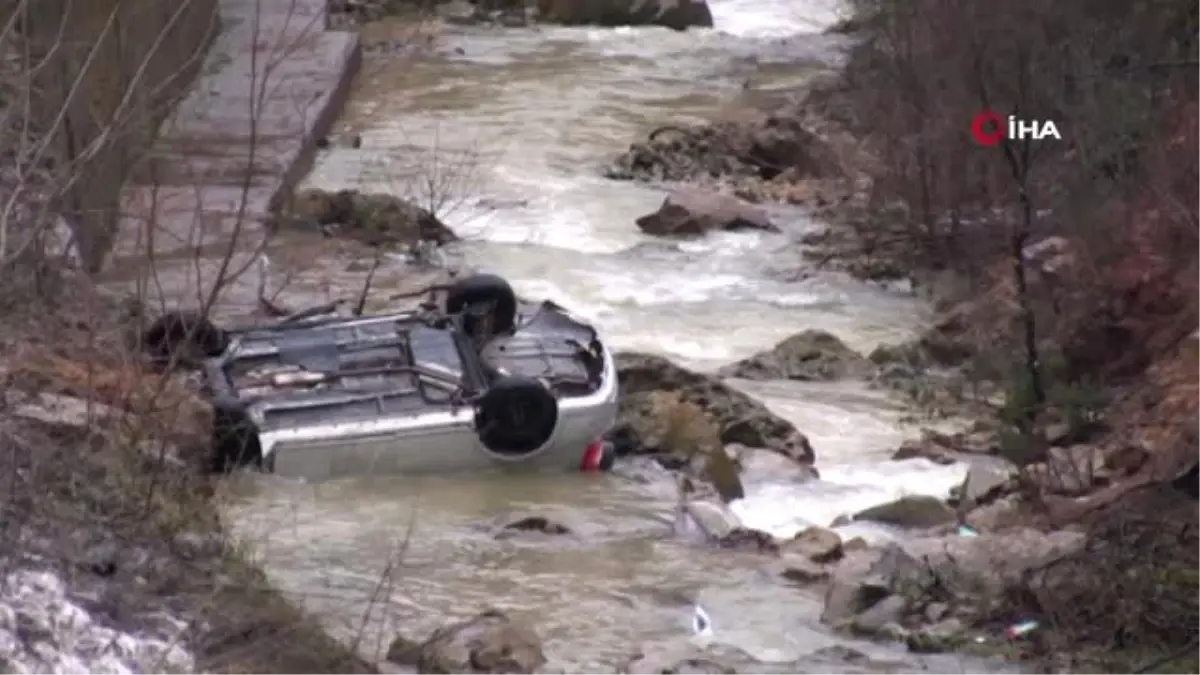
[1005, 619, 1040, 639]
[691, 604, 714, 637]
[957, 524, 980, 537]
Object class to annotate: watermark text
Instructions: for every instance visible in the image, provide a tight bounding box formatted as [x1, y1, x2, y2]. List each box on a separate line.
[971, 110, 1062, 146]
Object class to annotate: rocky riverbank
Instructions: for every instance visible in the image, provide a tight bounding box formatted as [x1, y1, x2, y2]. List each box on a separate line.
[600, 0, 1199, 671]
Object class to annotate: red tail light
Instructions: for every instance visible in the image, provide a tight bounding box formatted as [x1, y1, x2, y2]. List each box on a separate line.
[580, 439, 614, 472]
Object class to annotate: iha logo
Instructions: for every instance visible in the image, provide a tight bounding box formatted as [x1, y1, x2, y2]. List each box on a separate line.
[970, 110, 1062, 146]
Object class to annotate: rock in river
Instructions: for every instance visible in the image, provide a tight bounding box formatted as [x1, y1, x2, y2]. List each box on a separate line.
[537, 0, 713, 30]
[277, 188, 458, 248]
[719, 330, 873, 381]
[607, 106, 843, 184]
[785, 526, 844, 563]
[635, 188, 778, 237]
[390, 609, 546, 673]
[613, 351, 815, 464]
[853, 495, 957, 529]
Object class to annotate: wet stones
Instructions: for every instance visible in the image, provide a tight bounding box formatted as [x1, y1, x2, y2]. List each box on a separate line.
[635, 188, 778, 237]
[614, 351, 815, 464]
[820, 528, 1086, 644]
[537, 0, 714, 31]
[718, 330, 873, 382]
[785, 526, 843, 564]
[619, 641, 754, 674]
[607, 113, 842, 187]
[484, 512, 578, 541]
[388, 609, 547, 673]
[274, 188, 458, 249]
[853, 495, 958, 530]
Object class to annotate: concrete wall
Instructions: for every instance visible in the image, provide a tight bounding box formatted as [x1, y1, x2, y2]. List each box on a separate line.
[22, 0, 220, 272]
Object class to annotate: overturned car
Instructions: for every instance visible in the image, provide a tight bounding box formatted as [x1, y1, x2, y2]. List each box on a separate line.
[149, 274, 619, 480]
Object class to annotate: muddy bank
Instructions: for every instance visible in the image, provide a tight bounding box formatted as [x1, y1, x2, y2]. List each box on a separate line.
[0, 0, 381, 670]
[0, 279, 375, 673]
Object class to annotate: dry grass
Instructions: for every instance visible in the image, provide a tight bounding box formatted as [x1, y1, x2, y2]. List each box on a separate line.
[0, 304, 381, 673]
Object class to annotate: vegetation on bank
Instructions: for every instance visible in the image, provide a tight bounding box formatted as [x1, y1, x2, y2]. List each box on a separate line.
[0, 0, 378, 670]
[826, 0, 1198, 671]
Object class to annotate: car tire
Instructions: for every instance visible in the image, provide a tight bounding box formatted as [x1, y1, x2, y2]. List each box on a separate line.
[445, 273, 518, 340]
[474, 376, 558, 459]
[210, 402, 261, 473]
[143, 310, 228, 368]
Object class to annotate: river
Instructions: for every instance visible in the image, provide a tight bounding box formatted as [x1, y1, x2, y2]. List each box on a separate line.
[221, 0, 999, 671]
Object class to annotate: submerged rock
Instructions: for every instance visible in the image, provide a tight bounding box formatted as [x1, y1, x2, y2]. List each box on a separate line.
[614, 352, 814, 463]
[720, 330, 873, 382]
[412, 609, 546, 673]
[854, 495, 957, 529]
[785, 526, 843, 563]
[537, 0, 713, 30]
[607, 109, 843, 185]
[675, 497, 743, 541]
[636, 188, 778, 237]
[277, 188, 458, 249]
[777, 555, 830, 584]
[715, 527, 779, 554]
[490, 513, 576, 539]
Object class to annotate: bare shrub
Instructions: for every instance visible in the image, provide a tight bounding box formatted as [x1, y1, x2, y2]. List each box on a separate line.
[0, 0, 425, 671]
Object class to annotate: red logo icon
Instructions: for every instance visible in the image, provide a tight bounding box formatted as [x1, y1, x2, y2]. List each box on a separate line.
[971, 110, 1005, 146]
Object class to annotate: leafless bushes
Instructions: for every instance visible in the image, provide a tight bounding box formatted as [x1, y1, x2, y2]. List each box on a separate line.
[839, 0, 1197, 424]
[0, 0, 409, 671]
[833, 0, 1197, 667]
[1005, 486, 1199, 672]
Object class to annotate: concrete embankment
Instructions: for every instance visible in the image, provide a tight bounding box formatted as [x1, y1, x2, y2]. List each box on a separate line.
[104, 0, 362, 319]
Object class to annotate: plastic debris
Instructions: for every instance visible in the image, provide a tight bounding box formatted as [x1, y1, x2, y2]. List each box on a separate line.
[957, 524, 980, 537]
[691, 604, 714, 637]
[1005, 619, 1040, 639]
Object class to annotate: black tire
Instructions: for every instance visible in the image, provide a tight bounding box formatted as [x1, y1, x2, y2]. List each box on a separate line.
[143, 311, 228, 368]
[445, 273, 518, 340]
[474, 376, 558, 458]
[210, 402, 262, 473]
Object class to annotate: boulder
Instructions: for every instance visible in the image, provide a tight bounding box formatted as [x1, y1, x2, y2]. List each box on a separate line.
[537, 0, 713, 30]
[726, 444, 820, 484]
[1026, 444, 1108, 496]
[675, 497, 742, 541]
[904, 618, 967, 653]
[777, 555, 830, 584]
[821, 528, 1085, 628]
[821, 549, 891, 625]
[962, 496, 1023, 533]
[636, 189, 777, 237]
[607, 111, 843, 184]
[785, 526, 843, 563]
[279, 188, 458, 248]
[848, 594, 907, 637]
[957, 464, 1016, 509]
[614, 352, 815, 463]
[854, 495, 957, 529]
[411, 609, 545, 673]
[890, 438, 958, 465]
[719, 330, 872, 381]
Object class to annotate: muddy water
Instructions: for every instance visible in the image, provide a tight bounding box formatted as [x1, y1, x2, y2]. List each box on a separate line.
[222, 1, 1005, 671]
